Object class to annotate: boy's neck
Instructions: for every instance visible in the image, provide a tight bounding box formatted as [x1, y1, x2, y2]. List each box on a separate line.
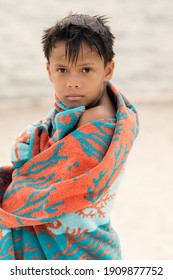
[86, 84, 107, 109]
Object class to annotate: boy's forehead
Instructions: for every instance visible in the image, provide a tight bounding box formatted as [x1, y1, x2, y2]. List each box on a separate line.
[50, 41, 102, 64]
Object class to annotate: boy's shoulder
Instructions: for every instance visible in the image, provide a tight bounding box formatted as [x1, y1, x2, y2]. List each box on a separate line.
[76, 104, 115, 128]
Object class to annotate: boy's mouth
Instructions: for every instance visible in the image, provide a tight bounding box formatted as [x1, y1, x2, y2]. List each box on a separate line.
[65, 94, 84, 101]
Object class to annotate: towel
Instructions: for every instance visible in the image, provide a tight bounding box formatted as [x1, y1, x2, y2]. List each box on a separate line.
[0, 83, 139, 260]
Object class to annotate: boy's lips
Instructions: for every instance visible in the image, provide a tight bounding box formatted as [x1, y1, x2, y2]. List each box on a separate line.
[65, 94, 84, 101]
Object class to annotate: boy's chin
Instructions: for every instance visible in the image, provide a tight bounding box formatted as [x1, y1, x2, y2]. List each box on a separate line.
[63, 100, 85, 109]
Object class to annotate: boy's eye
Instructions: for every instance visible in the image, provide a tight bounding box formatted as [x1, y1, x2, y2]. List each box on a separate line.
[57, 68, 67, 73]
[82, 67, 92, 73]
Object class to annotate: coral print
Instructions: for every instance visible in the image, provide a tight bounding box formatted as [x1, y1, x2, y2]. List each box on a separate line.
[0, 83, 139, 259]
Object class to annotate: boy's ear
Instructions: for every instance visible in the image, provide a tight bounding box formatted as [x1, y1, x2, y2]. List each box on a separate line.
[104, 60, 115, 82]
[46, 63, 53, 83]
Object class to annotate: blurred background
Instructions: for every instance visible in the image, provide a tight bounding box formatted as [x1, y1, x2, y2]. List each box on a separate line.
[0, 0, 173, 259]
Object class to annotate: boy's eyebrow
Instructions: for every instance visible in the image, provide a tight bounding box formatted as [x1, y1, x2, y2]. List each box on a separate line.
[53, 63, 67, 67]
[53, 62, 96, 67]
[78, 63, 96, 66]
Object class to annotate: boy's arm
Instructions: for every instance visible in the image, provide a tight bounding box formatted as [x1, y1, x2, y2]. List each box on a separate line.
[76, 105, 115, 128]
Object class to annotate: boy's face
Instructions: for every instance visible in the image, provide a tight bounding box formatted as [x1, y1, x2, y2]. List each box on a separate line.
[46, 41, 114, 109]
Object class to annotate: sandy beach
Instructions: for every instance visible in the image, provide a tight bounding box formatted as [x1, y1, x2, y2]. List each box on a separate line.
[0, 0, 173, 262]
[0, 97, 172, 259]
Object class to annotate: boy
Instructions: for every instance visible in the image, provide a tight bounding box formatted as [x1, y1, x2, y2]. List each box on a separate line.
[0, 13, 139, 260]
[43, 14, 116, 128]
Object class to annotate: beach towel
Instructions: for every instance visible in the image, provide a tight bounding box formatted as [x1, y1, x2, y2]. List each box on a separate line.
[0, 82, 139, 260]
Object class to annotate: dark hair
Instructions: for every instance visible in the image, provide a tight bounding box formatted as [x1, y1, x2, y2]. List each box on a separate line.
[41, 13, 115, 66]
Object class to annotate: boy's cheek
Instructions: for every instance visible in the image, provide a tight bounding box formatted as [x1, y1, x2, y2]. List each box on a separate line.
[46, 64, 53, 83]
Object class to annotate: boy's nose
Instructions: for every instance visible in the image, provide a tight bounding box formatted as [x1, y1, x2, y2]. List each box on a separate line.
[67, 83, 79, 88]
[67, 82, 80, 88]
[67, 75, 80, 88]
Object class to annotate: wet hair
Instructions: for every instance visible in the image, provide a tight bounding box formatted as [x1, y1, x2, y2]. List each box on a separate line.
[41, 13, 115, 66]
